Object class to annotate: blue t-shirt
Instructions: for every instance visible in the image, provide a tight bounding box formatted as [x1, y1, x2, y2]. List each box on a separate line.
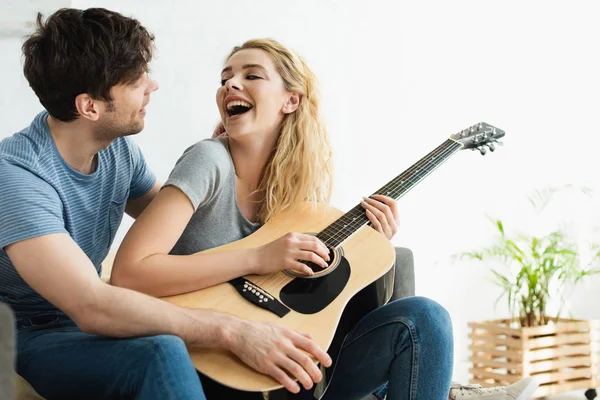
[0, 111, 155, 319]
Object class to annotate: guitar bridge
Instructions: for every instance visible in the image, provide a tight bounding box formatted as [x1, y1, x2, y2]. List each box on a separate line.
[229, 278, 290, 318]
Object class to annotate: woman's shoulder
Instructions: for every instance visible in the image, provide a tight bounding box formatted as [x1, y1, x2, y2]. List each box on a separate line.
[165, 137, 233, 209]
[176, 136, 232, 172]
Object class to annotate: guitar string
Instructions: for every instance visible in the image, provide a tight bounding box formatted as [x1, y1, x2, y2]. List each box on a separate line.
[261, 138, 464, 288]
[324, 140, 460, 242]
[317, 140, 459, 245]
[319, 139, 462, 247]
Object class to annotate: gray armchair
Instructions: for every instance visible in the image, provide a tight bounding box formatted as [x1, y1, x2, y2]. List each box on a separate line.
[2, 247, 415, 400]
[390, 247, 415, 301]
[1, 302, 15, 400]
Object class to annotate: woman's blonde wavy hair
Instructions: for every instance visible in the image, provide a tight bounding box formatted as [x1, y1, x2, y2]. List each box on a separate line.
[226, 39, 333, 223]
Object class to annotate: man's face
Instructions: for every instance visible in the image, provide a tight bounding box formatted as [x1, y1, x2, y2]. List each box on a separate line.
[98, 73, 159, 139]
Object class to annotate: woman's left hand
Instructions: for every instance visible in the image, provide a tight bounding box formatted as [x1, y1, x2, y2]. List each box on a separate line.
[360, 195, 400, 240]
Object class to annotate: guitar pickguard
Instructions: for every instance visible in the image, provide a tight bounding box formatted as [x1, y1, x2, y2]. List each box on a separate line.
[279, 256, 351, 314]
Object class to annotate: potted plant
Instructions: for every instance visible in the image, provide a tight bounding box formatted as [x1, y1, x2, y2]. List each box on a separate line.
[457, 186, 600, 399]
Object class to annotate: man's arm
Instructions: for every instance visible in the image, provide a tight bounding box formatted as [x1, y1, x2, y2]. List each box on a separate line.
[7, 232, 331, 393]
[6, 232, 228, 343]
[125, 179, 161, 219]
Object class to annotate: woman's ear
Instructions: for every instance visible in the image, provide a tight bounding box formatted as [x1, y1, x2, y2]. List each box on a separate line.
[282, 92, 302, 114]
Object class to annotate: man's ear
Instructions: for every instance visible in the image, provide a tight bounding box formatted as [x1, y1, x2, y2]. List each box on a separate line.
[282, 92, 302, 114]
[74, 93, 101, 121]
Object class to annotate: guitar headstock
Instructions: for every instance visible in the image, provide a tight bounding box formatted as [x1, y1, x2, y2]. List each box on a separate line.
[450, 122, 506, 155]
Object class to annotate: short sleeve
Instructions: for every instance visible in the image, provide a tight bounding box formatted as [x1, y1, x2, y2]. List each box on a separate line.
[0, 161, 67, 249]
[163, 139, 231, 210]
[126, 138, 156, 199]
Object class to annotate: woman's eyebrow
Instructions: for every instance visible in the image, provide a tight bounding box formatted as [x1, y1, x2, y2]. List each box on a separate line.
[221, 64, 268, 74]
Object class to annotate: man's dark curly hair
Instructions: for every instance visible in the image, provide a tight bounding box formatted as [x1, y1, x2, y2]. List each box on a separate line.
[22, 8, 155, 122]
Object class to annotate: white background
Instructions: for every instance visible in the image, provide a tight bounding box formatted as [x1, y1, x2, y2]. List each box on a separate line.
[2, 0, 600, 385]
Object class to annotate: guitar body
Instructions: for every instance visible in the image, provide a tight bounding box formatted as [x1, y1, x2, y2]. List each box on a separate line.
[162, 202, 396, 393]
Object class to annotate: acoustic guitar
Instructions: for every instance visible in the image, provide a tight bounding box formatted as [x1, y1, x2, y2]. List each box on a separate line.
[163, 122, 505, 397]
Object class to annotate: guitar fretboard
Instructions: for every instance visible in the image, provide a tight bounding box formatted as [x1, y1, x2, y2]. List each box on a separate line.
[317, 139, 463, 248]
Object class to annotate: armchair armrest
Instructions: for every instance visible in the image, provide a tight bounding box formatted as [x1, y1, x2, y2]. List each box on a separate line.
[391, 247, 415, 301]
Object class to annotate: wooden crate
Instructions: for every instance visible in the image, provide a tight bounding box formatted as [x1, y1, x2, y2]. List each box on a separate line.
[469, 318, 600, 398]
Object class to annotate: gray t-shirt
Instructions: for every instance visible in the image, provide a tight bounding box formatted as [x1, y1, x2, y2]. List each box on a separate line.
[164, 137, 261, 255]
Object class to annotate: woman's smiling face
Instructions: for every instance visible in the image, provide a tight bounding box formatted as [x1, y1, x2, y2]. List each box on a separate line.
[217, 48, 296, 139]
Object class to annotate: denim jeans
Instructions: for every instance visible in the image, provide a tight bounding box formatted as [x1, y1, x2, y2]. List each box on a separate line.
[16, 296, 453, 400]
[320, 296, 454, 400]
[17, 319, 205, 400]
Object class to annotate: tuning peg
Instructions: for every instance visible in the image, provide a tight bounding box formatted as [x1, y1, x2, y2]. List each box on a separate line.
[487, 143, 496, 152]
[478, 146, 487, 155]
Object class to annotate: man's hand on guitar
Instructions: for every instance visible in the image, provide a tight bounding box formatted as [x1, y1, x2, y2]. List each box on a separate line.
[361, 195, 400, 240]
[228, 319, 332, 393]
[253, 232, 330, 276]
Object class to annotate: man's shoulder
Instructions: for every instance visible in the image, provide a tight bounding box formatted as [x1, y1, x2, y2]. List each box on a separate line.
[0, 113, 52, 173]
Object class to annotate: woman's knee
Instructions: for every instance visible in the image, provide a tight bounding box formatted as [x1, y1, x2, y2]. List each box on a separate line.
[411, 297, 451, 323]
[389, 297, 453, 339]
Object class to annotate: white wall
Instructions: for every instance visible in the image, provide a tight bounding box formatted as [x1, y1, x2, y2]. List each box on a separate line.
[2, 0, 600, 383]
[0, 0, 71, 36]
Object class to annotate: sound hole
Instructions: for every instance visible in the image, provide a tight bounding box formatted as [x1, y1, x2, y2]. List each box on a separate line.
[279, 256, 350, 314]
[304, 247, 336, 273]
[283, 247, 340, 279]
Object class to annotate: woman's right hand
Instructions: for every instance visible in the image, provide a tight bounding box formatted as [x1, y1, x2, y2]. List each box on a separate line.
[253, 233, 330, 276]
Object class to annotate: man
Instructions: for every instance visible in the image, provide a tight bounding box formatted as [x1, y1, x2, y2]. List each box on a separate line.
[0, 8, 335, 399]
[1, 7, 537, 400]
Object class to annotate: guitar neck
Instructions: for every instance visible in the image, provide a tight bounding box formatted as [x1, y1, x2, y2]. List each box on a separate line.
[317, 138, 463, 248]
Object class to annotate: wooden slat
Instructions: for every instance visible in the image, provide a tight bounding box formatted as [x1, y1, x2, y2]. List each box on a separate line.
[469, 356, 522, 372]
[528, 355, 592, 373]
[531, 368, 593, 384]
[469, 318, 595, 337]
[468, 321, 521, 337]
[524, 320, 591, 336]
[469, 333, 523, 349]
[469, 368, 522, 384]
[526, 332, 591, 349]
[534, 379, 596, 397]
[469, 345, 523, 361]
[469, 341, 515, 351]
[525, 344, 591, 362]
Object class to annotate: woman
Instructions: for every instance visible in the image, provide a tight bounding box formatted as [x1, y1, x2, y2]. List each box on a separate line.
[112, 39, 536, 400]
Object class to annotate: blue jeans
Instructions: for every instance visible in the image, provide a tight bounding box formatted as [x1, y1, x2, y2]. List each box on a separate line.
[321, 296, 453, 400]
[17, 319, 205, 400]
[16, 296, 453, 400]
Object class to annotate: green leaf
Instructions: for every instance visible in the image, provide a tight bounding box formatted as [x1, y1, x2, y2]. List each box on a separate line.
[497, 220, 505, 236]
